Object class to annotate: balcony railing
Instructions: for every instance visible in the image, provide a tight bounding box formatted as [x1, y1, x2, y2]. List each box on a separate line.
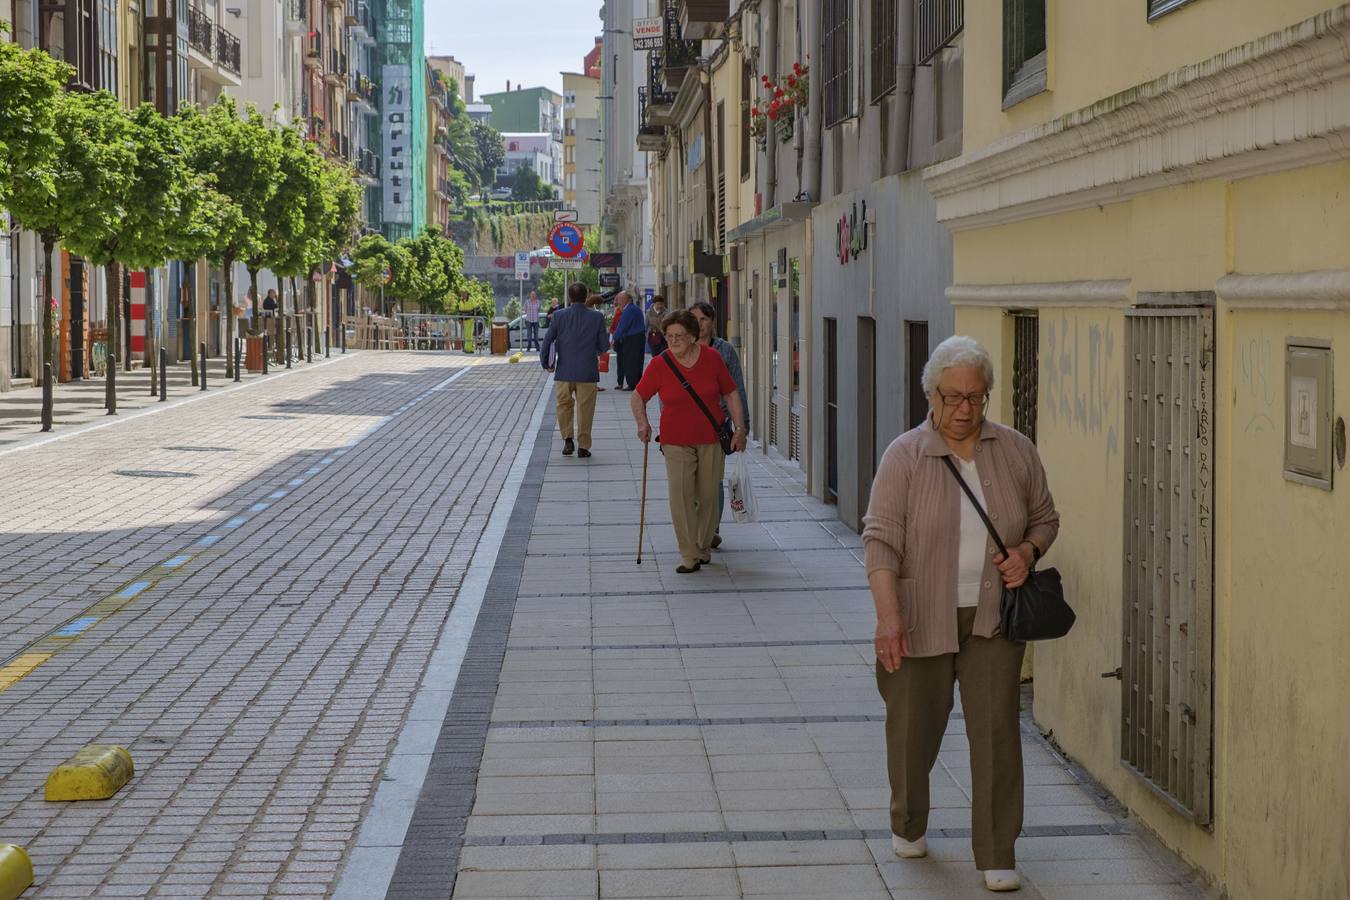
[216, 26, 240, 75]
[916, 0, 964, 65]
[188, 7, 214, 56]
[284, 0, 305, 27]
[647, 52, 674, 106]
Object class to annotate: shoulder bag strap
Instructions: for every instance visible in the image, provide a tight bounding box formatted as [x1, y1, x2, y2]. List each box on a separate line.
[662, 350, 725, 434]
[939, 454, 1009, 557]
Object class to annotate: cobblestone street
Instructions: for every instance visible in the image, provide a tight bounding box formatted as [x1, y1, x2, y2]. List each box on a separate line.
[0, 354, 1208, 898]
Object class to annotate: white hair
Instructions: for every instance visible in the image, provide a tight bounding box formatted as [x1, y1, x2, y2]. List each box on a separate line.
[921, 335, 995, 396]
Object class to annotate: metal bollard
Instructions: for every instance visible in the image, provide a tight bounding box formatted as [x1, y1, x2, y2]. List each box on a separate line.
[159, 348, 167, 402]
[306, 327, 313, 363]
[107, 353, 117, 415]
[324, 330, 330, 358]
[263, 333, 270, 375]
[285, 322, 292, 369]
[199, 343, 207, 391]
[41, 363, 53, 432]
[341, 326, 347, 354]
[233, 339, 242, 383]
[149, 350, 157, 396]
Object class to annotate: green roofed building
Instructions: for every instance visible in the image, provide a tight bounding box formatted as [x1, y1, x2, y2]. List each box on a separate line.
[479, 85, 563, 140]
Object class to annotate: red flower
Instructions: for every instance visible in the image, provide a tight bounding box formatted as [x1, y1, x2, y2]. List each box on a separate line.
[793, 62, 804, 75]
[786, 75, 796, 88]
[761, 75, 771, 86]
[751, 106, 760, 116]
[774, 87, 784, 99]
[768, 108, 778, 121]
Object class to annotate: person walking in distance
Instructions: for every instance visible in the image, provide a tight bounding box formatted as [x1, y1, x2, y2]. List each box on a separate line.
[645, 295, 668, 356]
[630, 310, 748, 573]
[864, 336, 1059, 893]
[523, 290, 543, 352]
[611, 291, 647, 390]
[541, 281, 611, 458]
[690, 302, 748, 551]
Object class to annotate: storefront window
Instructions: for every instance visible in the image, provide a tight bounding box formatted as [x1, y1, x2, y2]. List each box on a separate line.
[771, 271, 779, 395]
[790, 258, 801, 406]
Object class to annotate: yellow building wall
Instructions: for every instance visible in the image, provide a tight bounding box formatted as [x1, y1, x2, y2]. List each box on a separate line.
[962, 0, 1337, 151]
[953, 160, 1350, 900]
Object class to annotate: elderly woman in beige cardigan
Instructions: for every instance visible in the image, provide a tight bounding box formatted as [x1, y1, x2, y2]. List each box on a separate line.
[863, 335, 1059, 893]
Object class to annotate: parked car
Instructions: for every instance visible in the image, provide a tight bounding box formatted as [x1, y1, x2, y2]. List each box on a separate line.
[489, 186, 513, 200]
[507, 313, 552, 349]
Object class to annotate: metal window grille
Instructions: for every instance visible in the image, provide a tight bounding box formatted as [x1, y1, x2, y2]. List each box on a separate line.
[917, 0, 964, 66]
[1121, 308, 1215, 825]
[823, 0, 853, 127]
[1002, 0, 1046, 97]
[789, 410, 802, 461]
[870, 0, 897, 102]
[1012, 312, 1038, 443]
[769, 399, 779, 449]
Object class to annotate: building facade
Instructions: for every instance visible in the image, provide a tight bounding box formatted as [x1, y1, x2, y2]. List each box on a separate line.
[562, 66, 601, 223]
[600, 0, 656, 294]
[924, 3, 1350, 898]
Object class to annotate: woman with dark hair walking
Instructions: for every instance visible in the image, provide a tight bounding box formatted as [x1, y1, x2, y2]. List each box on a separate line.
[689, 302, 748, 550]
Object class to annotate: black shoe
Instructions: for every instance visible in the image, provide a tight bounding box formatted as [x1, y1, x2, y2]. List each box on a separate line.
[675, 562, 701, 574]
[562, 438, 575, 456]
[711, 533, 722, 549]
[578, 448, 591, 458]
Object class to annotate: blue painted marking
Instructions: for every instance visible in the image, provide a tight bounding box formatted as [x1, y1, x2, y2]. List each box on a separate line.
[320, 457, 335, 465]
[249, 503, 270, 513]
[269, 490, 288, 499]
[225, 517, 246, 529]
[163, 555, 192, 569]
[197, 535, 221, 547]
[305, 466, 321, 475]
[116, 580, 151, 599]
[287, 478, 305, 487]
[54, 617, 99, 638]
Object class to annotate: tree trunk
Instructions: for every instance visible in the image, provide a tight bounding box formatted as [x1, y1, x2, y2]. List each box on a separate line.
[185, 261, 199, 386]
[224, 255, 235, 378]
[248, 267, 261, 336]
[105, 260, 120, 414]
[39, 234, 56, 431]
[306, 271, 318, 355]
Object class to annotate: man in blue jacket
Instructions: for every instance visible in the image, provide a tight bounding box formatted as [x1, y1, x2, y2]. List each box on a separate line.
[611, 291, 648, 390]
[541, 282, 611, 458]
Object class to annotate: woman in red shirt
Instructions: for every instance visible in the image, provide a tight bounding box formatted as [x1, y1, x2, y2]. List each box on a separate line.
[630, 309, 748, 573]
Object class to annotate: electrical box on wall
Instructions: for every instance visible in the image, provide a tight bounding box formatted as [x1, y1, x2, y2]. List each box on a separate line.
[1284, 339, 1334, 490]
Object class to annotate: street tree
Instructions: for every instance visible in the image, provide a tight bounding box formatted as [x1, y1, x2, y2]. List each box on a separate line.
[350, 233, 409, 316]
[244, 124, 308, 348]
[3, 89, 137, 431]
[510, 164, 554, 201]
[300, 159, 363, 350]
[0, 28, 69, 195]
[178, 99, 283, 377]
[65, 104, 191, 412]
[397, 228, 464, 312]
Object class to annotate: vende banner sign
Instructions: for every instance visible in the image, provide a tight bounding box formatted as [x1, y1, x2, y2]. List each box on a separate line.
[633, 16, 663, 49]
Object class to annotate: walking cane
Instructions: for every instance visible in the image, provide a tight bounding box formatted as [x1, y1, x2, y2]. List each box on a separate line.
[636, 440, 650, 565]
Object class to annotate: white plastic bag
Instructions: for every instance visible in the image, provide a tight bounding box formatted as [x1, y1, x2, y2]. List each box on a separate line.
[726, 453, 758, 524]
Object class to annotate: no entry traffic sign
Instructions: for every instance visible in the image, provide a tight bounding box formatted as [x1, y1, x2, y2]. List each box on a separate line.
[548, 223, 584, 259]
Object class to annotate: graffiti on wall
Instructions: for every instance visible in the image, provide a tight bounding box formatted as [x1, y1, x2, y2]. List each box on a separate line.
[1044, 312, 1121, 458]
[1239, 329, 1278, 434]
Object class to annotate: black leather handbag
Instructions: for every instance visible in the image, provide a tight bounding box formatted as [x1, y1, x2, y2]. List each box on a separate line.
[661, 351, 734, 454]
[941, 456, 1075, 642]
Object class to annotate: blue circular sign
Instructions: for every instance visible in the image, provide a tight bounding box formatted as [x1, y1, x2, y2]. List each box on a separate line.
[549, 223, 584, 258]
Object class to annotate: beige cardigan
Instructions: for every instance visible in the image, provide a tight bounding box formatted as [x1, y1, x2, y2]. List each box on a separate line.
[862, 420, 1060, 656]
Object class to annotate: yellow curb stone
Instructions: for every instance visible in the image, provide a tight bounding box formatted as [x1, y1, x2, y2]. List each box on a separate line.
[508, 352, 523, 364]
[0, 844, 33, 900]
[44, 745, 134, 802]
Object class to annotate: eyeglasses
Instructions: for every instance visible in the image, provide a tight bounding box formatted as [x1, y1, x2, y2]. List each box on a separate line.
[664, 331, 692, 341]
[937, 390, 990, 408]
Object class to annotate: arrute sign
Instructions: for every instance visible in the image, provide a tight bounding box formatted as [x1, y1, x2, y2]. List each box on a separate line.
[836, 199, 868, 264]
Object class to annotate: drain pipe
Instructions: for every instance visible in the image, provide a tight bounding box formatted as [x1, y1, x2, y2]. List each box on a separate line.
[896, 0, 916, 172]
[762, 0, 778, 209]
[801, 0, 822, 202]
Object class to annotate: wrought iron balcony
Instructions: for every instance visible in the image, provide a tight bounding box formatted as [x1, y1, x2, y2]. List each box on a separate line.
[216, 26, 240, 75]
[188, 7, 214, 56]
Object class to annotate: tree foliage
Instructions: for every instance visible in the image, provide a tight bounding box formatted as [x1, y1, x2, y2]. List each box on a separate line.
[510, 163, 554, 201]
[472, 121, 506, 188]
[0, 35, 70, 198]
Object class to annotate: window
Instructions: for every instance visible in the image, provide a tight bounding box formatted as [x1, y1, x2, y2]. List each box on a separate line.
[905, 321, 929, 430]
[1147, 0, 1200, 22]
[916, 0, 964, 66]
[1011, 312, 1038, 442]
[1002, 0, 1046, 107]
[870, 0, 896, 102]
[822, 0, 853, 127]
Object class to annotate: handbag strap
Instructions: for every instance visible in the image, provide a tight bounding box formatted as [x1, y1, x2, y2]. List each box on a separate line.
[662, 350, 726, 434]
[940, 455, 1009, 557]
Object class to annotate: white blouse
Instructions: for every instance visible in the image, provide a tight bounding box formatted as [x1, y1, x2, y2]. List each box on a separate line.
[955, 455, 989, 608]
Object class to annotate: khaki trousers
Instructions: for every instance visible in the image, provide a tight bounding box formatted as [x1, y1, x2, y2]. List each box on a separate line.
[662, 442, 724, 567]
[875, 607, 1026, 870]
[555, 381, 598, 449]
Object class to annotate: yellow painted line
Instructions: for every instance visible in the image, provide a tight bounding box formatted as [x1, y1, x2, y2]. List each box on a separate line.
[0, 654, 53, 692]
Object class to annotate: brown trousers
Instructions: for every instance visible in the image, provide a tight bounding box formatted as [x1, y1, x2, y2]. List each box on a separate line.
[555, 381, 599, 449]
[662, 442, 724, 568]
[875, 607, 1026, 870]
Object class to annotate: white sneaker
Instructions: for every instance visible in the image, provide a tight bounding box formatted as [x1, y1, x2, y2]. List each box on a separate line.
[891, 834, 927, 858]
[983, 869, 1021, 892]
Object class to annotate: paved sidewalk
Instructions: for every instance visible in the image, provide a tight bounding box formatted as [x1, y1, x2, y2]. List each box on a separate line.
[381, 384, 1208, 900]
[0, 350, 345, 450]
